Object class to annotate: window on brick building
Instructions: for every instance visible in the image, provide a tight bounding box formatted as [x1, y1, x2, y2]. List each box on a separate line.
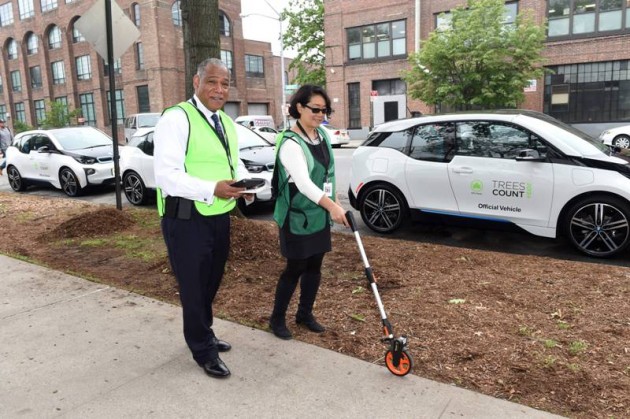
[548, 0, 630, 38]
[18, 0, 34, 20]
[435, 1, 517, 32]
[103, 58, 122, 75]
[11, 70, 21, 92]
[107, 89, 125, 125]
[34, 99, 46, 126]
[172, 1, 181, 26]
[27, 32, 38, 54]
[41, 0, 58, 13]
[75, 55, 92, 80]
[245, 55, 264, 78]
[219, 11, 230, 36]
[135, 42, 144, 70]
[48, 25, 62, 49]
[347, 83, 361, 129]
[137, 85, 150, 113]
[0, 76, 3, 94]
[132, 3, 140, 27]
[72, 23, 85, 42]
[51, 61, 65, 85]
[7, 39, 18, 59]
[79, 93, 96, 126]
[14, 102, 26, 123]
[347, 20, 406, 61]
[55, 96, 68, 117]
[0, 105, 6, 120]
[373, 78, 406, 96]
[544, 60, 630, 123]
[221, 50, 235, 82]
[0, 2, 14, 27]
[30, 66, 42, 88]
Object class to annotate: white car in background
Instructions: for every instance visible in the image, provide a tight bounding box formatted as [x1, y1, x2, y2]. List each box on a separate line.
[349, 110, 630, 258]
[321, 124, 351, 148]
[251, 126, 279, 144]
[598, 124, 630, 149]
[6, 127, 115, 197]
[119, 124, 275, 211]
[123, 112, 161, 143]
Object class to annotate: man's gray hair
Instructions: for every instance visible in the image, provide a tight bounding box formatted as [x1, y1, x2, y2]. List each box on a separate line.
[196, 58, 228, 77]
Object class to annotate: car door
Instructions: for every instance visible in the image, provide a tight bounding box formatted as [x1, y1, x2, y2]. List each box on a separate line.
[404, 123, 459, 212]
[139, 131, 156, 188]
[28, 134, 56, 181]
[447, 120, 555, 227]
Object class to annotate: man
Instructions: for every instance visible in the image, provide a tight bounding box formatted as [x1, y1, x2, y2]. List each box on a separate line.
[0, 118, 12, 176]
[153, 58, 247, 378]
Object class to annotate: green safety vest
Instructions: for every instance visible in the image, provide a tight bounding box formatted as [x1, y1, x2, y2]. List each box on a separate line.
[273, 128, 336, 235]
[157, 102, 239, 217]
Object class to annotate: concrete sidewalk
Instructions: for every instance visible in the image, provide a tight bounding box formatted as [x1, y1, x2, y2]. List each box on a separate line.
[0, 255, 565, 418]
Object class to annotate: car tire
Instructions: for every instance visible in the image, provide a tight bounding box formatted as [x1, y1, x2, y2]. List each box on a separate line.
[123, 171, 149, 205]
[563, 195, 630, 258]
[7, 165, 27, 192]
[613, 135, 630, 149]
[358, 183, 408, 234]
[59, 167, 83, 197]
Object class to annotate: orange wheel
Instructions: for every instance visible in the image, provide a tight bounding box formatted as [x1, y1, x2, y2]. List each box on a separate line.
[385, 349, 413, 376]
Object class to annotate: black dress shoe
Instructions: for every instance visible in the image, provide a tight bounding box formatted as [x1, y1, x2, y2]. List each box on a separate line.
[213, 337, 232, 352]
[296, 315, 326, 333]
[198, 358, 231, 378]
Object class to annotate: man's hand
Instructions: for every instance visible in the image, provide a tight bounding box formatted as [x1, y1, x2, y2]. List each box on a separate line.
[215, 180, 246, 199]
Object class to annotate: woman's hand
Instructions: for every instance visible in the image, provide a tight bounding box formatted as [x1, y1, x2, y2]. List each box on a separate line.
[330, 203, 349, 227]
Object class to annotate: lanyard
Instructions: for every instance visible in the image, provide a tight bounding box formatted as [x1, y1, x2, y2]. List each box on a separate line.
[295, 120, 330, 180]
[190, 98, 235, 178]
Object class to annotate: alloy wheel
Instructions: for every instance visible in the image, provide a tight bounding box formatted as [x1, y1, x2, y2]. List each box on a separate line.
[568, 202, 630, 257]
[360, 186, 405, 233]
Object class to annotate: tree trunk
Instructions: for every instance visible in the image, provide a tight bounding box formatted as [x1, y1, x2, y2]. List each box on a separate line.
[180, 0, 221, 98]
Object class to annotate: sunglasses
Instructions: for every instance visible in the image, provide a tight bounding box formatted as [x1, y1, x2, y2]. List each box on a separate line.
[303, 104, 331, 115]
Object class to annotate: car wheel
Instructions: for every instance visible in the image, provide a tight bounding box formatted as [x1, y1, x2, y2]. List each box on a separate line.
[123, 171, 148, 205]
[7, 165, 27, 192]
[358, 183, 408, 234]
[59, 168, 83, 197]
[563, 195, 630, 258]
[613, 135, 630, 149]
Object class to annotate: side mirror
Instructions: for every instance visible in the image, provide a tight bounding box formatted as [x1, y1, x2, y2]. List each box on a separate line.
[515, 148, 543, 161]
[37, 146, 50, 153]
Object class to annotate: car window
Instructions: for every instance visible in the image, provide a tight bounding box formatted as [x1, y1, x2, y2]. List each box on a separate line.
[32, 135, 54, 151]
[137, 114, 160, 128]
[235, 124, 272, 148]
[455, 121, 547, 159]
[409, 123, 456, 162]
[53, 128, 112, 150]
[367, 130, 410, 152]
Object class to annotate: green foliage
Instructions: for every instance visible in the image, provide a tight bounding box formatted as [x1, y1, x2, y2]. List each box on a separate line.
[12, 120, 34, 133]
[403, 0, 547, 110]
[280, 0, 325, 86]
[568, 340, 588, 356]
[40, 101, 81, 129]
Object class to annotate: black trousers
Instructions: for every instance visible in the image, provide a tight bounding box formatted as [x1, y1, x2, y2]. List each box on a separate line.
[161, 208, 230, 364]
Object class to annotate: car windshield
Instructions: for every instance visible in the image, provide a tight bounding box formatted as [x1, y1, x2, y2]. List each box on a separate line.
[235, 124, 271, 148]
[138, 114, 161, 128]
[52, 127, 112, 150]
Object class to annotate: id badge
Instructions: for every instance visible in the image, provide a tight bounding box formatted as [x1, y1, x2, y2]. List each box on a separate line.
[323, 182, 333, 197]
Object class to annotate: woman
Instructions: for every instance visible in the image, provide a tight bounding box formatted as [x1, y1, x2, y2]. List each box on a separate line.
[269, 85, 349, 340]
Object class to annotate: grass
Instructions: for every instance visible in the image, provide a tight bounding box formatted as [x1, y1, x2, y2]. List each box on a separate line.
[568, 340, 588, 356]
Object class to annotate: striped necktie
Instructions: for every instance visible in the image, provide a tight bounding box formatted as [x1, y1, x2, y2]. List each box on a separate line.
[211, 113, 226, 146]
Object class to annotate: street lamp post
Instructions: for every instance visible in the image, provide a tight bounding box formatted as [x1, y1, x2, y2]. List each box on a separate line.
[240, 1, 288, 129]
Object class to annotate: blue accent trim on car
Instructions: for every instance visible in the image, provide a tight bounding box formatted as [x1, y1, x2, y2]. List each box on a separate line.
[417, 208, 512, 223]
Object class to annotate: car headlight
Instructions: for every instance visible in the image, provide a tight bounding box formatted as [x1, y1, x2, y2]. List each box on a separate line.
[73, 155, 97, 164]
[244, 163, 265, 173]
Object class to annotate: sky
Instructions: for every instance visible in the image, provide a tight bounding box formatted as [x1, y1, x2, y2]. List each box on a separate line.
[240, 0, 295, 57]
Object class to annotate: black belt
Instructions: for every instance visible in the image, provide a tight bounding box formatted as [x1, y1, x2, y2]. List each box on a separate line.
[164, 196, 193, 220]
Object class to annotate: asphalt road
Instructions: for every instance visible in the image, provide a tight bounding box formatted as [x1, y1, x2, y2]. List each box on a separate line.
[2, 146, 630, 269]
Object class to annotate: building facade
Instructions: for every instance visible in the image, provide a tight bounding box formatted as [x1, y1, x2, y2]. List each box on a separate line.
[324, 0, 630, 137]
[0, 0, 290, 136]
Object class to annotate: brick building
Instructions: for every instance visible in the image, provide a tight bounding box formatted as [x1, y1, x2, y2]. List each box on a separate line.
[0, 0, 291, 136]
[324, 0, 630, 137]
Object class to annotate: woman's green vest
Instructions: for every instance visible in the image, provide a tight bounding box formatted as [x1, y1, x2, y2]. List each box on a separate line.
[157, 103, 238, 217]
[273, 128, 336, 235]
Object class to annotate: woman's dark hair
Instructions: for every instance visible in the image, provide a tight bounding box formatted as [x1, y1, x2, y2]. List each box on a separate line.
[288, 84, 332, 119]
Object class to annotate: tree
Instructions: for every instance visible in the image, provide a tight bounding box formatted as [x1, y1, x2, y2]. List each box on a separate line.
[180, 0, 221, 98]
[403, 0, 547, 110]
[40, 101, 81, 129]
[281, 0, 325, 86]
